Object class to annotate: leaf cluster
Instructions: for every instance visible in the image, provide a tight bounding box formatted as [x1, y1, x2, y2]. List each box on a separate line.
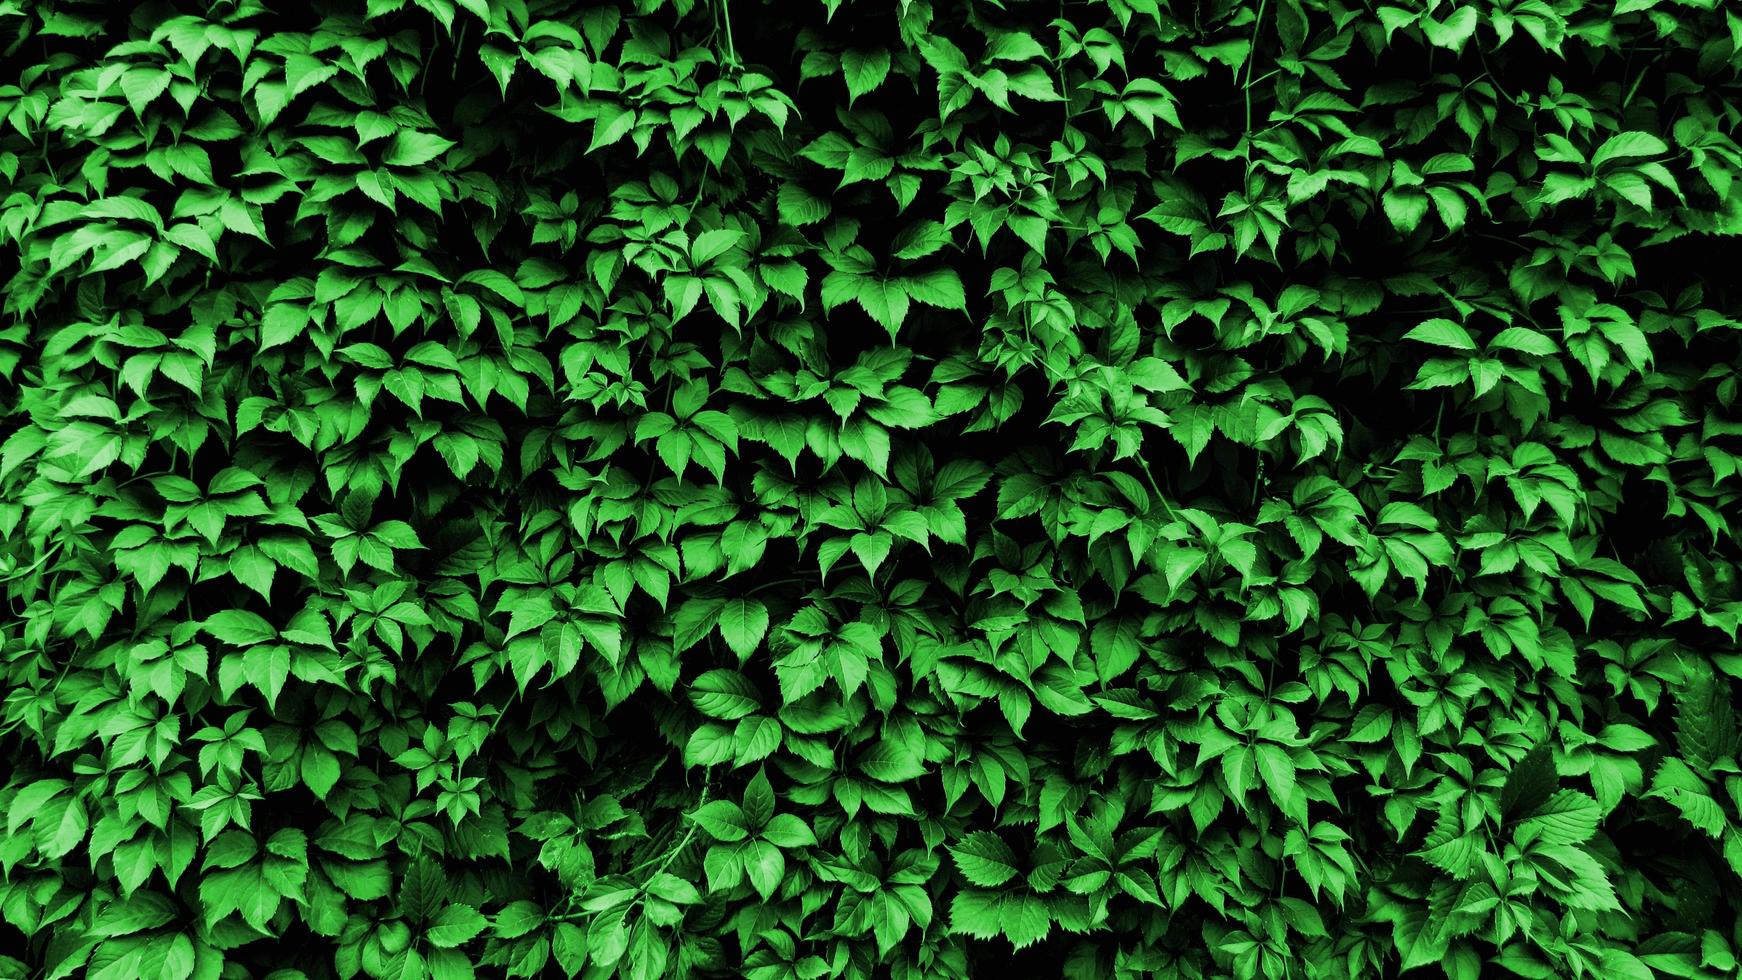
[4, 0, 1742, 979]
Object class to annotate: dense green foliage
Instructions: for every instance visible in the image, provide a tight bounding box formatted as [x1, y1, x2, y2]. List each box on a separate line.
[5, 0, 1742, 977]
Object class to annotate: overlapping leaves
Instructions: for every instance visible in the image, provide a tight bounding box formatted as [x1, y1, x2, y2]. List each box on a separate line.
[3, 1, 1742, 979]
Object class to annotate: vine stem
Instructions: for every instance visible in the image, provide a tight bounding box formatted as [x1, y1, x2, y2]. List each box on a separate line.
[626, 782, 710, 879]
[0, 540, 62, 584]
[451, 21, 468, 83]
[718, 0, 738, 68]
[749, 576, 811, 594]
[1240, 0, 1270, 179]
[550, 784, 708, 922]
[1135, 455, 1180, 522]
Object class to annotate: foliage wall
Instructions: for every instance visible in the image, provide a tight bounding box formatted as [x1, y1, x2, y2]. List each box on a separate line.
[4, 0, 1742, 977]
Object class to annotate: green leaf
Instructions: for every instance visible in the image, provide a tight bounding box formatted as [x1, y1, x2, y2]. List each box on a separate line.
[1517, 790, 1601, 846]
[841, 48, 891, 104]
[302, 745, 342, 799]
[1255, 743, 1297, 809]
[891, 221, 950, 261]
[1592, 131, 1669, 168]
[856, 279, 910, 339]
[902, 268, 966, 311]
[1403, 318, 1477, 350]
[1382, 187, 1431, 233]
[857, 741, 926, 782]
[687, 800, 751, 842]
[1126, 357, 1190, 393]
[717, 598, 769, 660]
[950, 831, 1021, 887]
[949, 889, 1002, 940]
[1502, 745, 1560, 820]
[759, 261, 809, 304]
[1421, 7, 1478, 51]
[378, 131, 454, 168]
[427, 904, 488, 948]
[999, 893, 1051, 948]
[204, 610, 277, 646]
[93, 892, 176, 937]
[760, 813, 817, 849]
[742, 839, 785, 900]
[492, 900, 545, 939]
[688, 670, 763, 720]
[742, 767, 775, 829]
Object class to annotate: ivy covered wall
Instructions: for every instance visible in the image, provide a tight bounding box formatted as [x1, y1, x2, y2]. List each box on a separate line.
[3, 0, 1742, 978]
